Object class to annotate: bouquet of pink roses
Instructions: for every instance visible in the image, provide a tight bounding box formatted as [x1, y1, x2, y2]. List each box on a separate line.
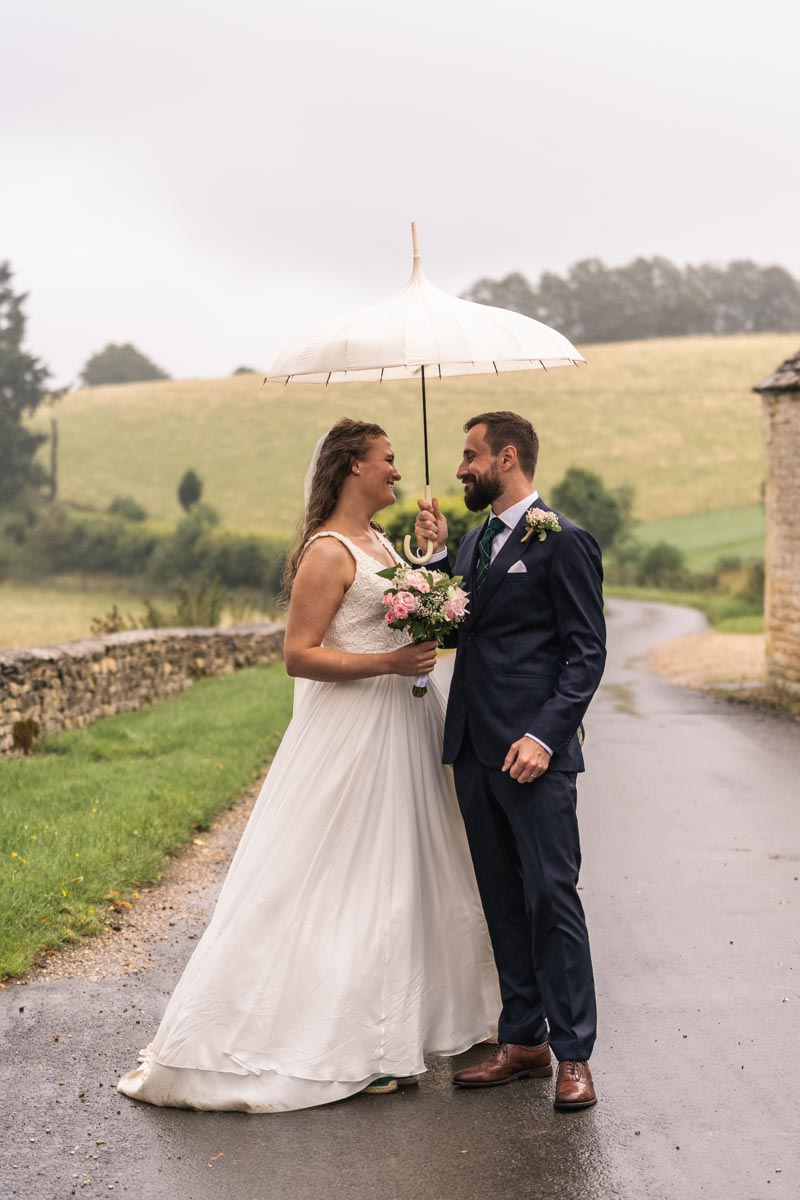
[377, 563, 470, 697]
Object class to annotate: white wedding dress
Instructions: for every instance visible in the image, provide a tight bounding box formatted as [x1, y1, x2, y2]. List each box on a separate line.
[118, 532, 500, 1112]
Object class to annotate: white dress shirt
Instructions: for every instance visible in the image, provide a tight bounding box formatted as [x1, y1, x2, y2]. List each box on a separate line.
[487, 492, 539, 560]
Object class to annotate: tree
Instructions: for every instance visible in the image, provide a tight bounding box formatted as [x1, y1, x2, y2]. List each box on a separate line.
[551, 467, 633, 551]
[80, 343, 170, 387]
[178, 469, 203, 512]
[0, 262, 54, 505]
[463, 255, 800, 343]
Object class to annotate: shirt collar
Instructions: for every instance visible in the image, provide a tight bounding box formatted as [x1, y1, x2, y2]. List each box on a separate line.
[493, 491, 539, 531]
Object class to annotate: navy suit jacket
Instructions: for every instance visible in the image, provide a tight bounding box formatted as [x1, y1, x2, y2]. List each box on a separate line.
[442, 499, 606, 771]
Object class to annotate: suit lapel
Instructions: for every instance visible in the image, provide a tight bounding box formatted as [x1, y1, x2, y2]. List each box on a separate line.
[455, 521, 486, 631]
[469, 498, 551, 620]
[459, 520, 487, 590]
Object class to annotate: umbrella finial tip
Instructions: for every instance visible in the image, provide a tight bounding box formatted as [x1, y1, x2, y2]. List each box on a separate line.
[411, 221, 420, 259]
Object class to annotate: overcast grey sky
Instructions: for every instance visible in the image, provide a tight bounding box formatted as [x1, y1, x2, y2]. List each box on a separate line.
[3, 0, 799, 386]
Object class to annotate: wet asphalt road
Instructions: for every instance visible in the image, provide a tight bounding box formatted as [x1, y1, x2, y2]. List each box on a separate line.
[1, 599, 798, 1200]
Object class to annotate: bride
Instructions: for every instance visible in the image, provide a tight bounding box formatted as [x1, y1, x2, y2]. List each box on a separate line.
[118, 418, 500, 1112]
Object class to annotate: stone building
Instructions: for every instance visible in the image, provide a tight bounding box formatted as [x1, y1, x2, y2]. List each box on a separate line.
[753, 350, 800, 698]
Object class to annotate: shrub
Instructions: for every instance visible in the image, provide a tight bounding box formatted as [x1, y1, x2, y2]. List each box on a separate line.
[90, 605, 140, 635]
[380, 493, 483, 553]
[108, 496, 148, 522]
[12, 718, 40, 755]
[636, 541, 687, 589]
[713, 555, 743, 574]
[737, 559, 765, 608]
[3, 505, 290, 602]
[202, 528, 288, 594]
[7, 507, 162, 577]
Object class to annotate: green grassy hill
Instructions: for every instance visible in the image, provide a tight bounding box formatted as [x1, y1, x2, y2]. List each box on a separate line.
[30, 332, 798, 534]
[636, 504, 765, 569]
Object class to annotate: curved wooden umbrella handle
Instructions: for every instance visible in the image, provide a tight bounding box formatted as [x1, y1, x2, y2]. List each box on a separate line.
[403, 534, 436, 565]
[403, 482, 437, 564]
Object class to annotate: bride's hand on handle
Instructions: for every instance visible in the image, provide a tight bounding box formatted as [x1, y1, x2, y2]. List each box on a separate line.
[389, 640, 438, 677]
[415, 497, 448, 555]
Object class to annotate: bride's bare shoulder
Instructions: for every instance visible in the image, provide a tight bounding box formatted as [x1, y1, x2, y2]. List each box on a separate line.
[296, 532, 356, 580]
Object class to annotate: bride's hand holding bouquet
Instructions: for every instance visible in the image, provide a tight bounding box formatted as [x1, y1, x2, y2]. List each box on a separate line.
[378, 564, 470, 696]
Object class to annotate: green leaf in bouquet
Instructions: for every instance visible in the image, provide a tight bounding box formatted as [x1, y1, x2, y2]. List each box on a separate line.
[376, 565, 401, 581]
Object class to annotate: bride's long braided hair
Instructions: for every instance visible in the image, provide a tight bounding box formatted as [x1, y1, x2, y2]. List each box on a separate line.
[282, 418, 388, 594]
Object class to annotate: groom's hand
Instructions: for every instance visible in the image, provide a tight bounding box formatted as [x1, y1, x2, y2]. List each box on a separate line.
[502, 737, 551, 784]
[415, 497, 448, 553]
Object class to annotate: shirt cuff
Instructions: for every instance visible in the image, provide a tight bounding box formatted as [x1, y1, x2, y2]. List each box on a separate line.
[425, 549, 448, 563]
[525, 732, 553, 756]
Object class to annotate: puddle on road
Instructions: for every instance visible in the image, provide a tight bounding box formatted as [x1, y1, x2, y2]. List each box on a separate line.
[599, 682, 640, 716]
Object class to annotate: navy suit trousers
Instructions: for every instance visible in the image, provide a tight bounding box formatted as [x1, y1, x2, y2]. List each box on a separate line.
[453, 731, 597, 1062]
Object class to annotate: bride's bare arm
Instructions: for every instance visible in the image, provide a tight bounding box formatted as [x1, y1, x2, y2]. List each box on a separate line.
[283, 538, 437, 682]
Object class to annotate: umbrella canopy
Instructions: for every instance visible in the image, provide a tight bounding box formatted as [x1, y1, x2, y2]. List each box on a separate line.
[265, 224, 585, 562]
[266, 232, 584, 384]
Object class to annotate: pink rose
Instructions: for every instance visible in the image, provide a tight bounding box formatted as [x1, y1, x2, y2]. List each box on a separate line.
[404, 571, 431, 593]
[392, 591, 417, 616]
[444, 587, 468, 621]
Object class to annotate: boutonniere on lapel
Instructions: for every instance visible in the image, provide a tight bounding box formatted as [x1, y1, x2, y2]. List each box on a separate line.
[520, 508, 562, 543]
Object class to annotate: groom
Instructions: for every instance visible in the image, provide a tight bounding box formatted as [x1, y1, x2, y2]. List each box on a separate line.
[415, 411, 606, 1110]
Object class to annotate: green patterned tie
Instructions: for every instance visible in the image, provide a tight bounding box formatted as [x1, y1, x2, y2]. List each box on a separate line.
[475, 516, 505, 593]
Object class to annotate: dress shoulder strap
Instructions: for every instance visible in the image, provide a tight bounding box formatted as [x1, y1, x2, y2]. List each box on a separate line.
[374, 530, 403, 564]
[303, 531, 365, 560]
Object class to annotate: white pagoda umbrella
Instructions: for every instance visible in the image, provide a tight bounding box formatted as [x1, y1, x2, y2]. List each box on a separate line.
[266, 224, 585, 563]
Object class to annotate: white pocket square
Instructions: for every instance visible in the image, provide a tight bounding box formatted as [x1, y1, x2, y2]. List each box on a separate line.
[507, 561, 527, 574]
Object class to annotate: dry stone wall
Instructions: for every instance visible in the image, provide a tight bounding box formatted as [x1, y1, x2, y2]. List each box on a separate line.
[0, 623, 285, 754]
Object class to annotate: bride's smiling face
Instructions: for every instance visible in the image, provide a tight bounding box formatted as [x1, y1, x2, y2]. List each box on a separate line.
[354, 436, 401, 508]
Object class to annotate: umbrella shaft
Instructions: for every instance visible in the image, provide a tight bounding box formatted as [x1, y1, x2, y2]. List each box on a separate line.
[421, 364, 430, 486]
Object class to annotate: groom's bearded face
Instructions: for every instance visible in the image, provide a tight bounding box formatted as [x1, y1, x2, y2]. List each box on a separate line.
[462, 461, 503, 512]
[458, 425, 506, 512]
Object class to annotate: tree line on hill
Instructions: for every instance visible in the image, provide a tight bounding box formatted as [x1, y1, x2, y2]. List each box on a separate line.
[464, 256, 800, 343]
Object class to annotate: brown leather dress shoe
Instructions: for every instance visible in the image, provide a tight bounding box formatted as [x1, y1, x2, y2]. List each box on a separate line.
[554, 1060, 597, 1110]
[452, 1042, 552, 1088]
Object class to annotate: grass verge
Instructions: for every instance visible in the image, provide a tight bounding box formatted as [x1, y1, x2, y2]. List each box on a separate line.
[605, 585, 764, 633]
[0, 663, 293, 979]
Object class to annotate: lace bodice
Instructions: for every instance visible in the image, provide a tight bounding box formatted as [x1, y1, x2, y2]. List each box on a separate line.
[303, 531, 410, 654]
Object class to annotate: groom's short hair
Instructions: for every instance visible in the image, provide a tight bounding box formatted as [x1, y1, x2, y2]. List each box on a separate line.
[464, 411, 539, 479]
